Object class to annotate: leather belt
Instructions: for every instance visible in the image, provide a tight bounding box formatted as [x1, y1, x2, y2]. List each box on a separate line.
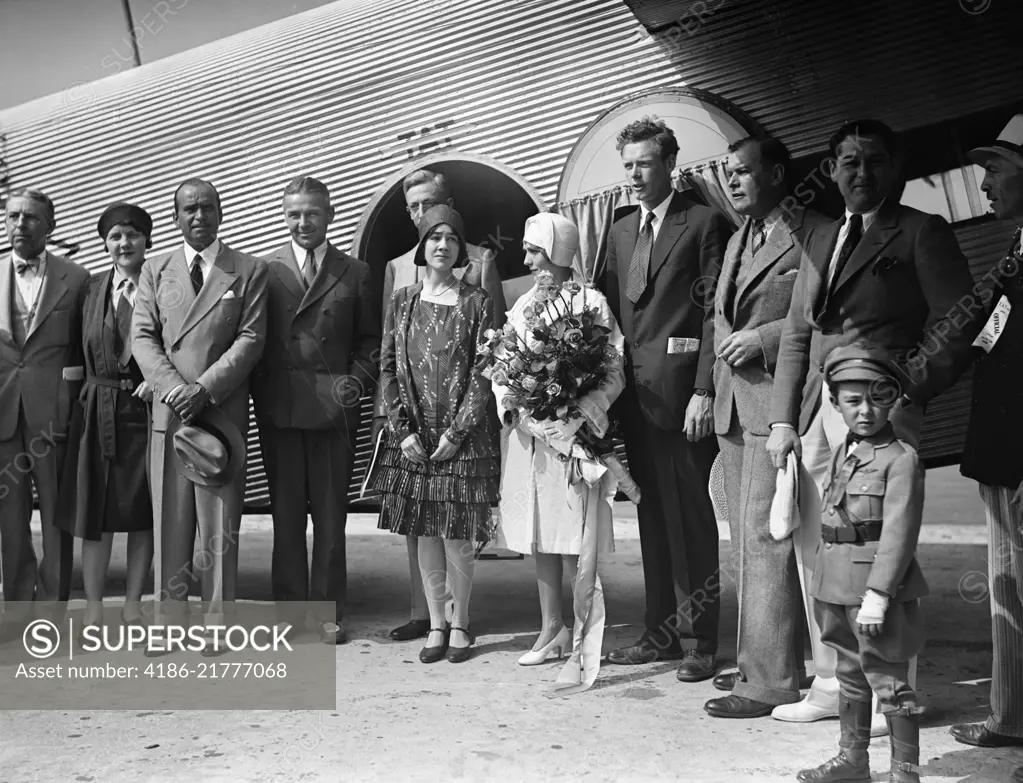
[820, 521, 883, 544]
[87, 374, 136, 391]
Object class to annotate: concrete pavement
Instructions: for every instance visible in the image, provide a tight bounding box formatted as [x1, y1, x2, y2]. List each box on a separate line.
[0, 466, 1021, 782]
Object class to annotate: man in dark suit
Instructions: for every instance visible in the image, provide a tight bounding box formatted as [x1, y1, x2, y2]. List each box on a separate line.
[766, 119, 978, 729]
[603, 117, 732, 681]
[0, 189, 88, 627]
[703, 137, 830, 718]
[252, 176, 380, 644]
[952, 114, 1023, 750]
[133, 178, 268, 641]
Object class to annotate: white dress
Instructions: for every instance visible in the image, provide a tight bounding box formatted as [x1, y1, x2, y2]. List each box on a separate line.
[494, 278, 626, 556]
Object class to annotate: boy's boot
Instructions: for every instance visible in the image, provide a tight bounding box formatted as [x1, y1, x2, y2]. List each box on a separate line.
[796, 696, 872, 782]
[887, 712, 921, 783]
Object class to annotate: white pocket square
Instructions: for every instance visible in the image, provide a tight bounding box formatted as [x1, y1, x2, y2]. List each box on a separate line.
[221, 290, 238, 300]
[780, 269, 799, 276]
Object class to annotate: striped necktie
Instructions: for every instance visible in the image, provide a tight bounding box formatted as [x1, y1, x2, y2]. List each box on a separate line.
[626, 211, 655, 303]
[113, 279, 134, 364]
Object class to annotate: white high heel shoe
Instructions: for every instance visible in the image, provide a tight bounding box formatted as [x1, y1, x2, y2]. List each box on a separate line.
[517, 626, 572, 666]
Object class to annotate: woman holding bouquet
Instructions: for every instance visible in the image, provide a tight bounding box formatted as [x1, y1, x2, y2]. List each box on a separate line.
[371, 205, 499, 664]
[493, 212, 626, 690]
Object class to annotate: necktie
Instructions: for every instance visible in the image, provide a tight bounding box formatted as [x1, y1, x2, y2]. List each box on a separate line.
[114, 280, 134, 364]
[750, 219, 766, 256]
[303, 249, 317, 289]
[190, 254, 204, 294]
[626, 211, 655, 303]
[829, 213, 863, 291]
[14, 258, 39, 275]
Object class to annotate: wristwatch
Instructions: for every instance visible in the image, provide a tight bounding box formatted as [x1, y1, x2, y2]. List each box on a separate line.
[692, 388, 714, 398]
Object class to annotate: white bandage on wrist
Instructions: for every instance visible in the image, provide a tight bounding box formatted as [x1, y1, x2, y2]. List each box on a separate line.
[855, 589, 890, 625]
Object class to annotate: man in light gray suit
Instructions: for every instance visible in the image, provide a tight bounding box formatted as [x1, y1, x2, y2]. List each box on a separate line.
[133, 179, 267, 642]
[703, 137, 829, 718]
[0, 189, 89, 627]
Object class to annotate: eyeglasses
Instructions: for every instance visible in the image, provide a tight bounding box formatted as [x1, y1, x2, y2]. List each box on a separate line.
[406, 201, 440, 215]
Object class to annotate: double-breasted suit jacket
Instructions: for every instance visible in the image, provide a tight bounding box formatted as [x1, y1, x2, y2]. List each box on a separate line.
[132, 241, 267, 619]
[713, 206, 830, 437]
[252, 242, 380, 440]
[770, 200, 979, 434]
[251, 241, 380, 624]
[0, 251, 89, 603]
[605, 192, 732, 431]
[812, 431, 928, 606]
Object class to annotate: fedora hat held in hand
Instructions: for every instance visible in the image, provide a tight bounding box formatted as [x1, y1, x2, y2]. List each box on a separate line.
[168, 405, 246, 487]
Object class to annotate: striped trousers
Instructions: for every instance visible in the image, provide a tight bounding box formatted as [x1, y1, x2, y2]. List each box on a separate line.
[978, 483, 1023, 738]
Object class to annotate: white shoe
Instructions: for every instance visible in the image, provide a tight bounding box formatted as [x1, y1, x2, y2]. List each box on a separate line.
[518, 627, 572, 666]
[771, 682, 840, 723]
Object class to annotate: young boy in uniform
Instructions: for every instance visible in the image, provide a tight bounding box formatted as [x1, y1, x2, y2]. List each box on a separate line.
[797, 341, 927, 783]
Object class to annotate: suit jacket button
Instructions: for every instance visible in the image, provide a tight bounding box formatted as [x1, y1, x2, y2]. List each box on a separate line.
[828, 508, 835, 515]
[819, 364, 825, 372]
[860, 484, 868, 491]
[634, 342, 641, 349]
[321, 337, 327, 343]
[287, 305, 294, 312]
[824, 542, 832, 549]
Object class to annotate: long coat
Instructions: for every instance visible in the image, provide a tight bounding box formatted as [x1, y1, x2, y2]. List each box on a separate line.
[960, 227, 1023, 490]
[494, 279, 625, 555]
[770, 200, 978, 434]
[713, 205, 829, 436]
[56, 269, 151, 539]
[604, 192, 732, 431]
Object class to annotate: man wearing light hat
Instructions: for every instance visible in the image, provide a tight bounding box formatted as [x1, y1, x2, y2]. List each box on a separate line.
[952, 114, 1023, 750]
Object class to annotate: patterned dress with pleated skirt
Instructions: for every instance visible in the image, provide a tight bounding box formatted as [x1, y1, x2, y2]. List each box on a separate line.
[371, 282, 499, 544]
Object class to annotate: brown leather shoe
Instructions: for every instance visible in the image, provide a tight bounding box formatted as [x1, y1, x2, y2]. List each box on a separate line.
[606, 639, 684, 665]
[950, 723, 1023, 747]
[704, 694, 774, 718]
[676, 650, 716, 682]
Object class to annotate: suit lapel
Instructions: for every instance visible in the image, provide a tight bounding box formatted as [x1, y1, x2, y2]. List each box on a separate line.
[28, 252, 68, 340]
[735, 213, 799, 308]
[648, 193, 689, 283]
[298, 244, 350, 316]
[174, 244, 238, 346]
[164, 248, 197, 346]
[271, 243, 307, 304]
[807, 219, 843, 323]
[0, 257, 13, 346]
[831, 204, 901, 296]
[718, 219, 749, 325]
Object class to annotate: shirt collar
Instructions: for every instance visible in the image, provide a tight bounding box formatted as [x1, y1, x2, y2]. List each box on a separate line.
[11, 250, 45, 268]
[111, 265, 140, 291]
[845, 198, 886, 231]
[640, 191, 675, 227]
[291, 239, 328, 267]
[183, 238, 221, 267]
[846, 421, 896, 449]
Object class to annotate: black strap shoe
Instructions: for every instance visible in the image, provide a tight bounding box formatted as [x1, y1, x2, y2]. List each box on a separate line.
[419, 628, 449, 663]
[446, 626, 473, 663]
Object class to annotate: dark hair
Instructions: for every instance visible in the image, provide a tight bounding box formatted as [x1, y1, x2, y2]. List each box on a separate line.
[173, 178, 222, 215]
[283, 175, 331, 203]
[828, 119, 898, 159]
[402, 169, 451, 200]
[8, 188, 56, 227]
[728, 135, 793, 188]
[615, 116, 680, 162]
